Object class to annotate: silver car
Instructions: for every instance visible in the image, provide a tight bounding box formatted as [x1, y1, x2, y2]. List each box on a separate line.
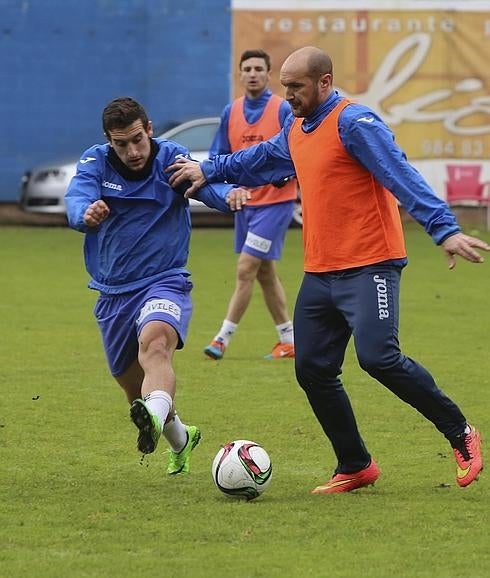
[19, 117, 302, 225]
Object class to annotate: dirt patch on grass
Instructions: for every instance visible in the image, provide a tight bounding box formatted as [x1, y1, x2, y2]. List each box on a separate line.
[0, 203, 67, 226]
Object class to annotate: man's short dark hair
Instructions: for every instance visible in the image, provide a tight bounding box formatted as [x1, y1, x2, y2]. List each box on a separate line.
[239, 49, 271, 71]
[102, 97, 149, 134]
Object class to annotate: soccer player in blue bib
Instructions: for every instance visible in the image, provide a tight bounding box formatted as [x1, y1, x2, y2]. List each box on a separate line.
[65, 97, 248, 474]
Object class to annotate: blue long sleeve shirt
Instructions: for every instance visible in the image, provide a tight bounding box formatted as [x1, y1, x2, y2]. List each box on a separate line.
[65, 138, 235, 294]
[202, 91, 460, 245]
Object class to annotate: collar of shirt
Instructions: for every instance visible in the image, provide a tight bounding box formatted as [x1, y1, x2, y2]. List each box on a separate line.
[243, 89, 272, 123]
[301, 90, 343, 133]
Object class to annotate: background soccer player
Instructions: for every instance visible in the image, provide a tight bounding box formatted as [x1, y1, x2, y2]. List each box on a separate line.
[203, 49, 297, 361]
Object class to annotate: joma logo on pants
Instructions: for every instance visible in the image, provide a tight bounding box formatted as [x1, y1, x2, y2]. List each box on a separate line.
[373, 275, 389, 319]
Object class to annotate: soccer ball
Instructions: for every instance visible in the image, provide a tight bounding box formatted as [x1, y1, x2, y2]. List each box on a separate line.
[211, 440, 273, 501]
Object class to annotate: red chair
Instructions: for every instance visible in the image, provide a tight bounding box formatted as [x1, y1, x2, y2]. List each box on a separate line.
[445, 164, 490, 229]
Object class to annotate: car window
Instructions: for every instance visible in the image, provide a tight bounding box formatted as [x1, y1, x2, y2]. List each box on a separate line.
[164, 124, 217, 151]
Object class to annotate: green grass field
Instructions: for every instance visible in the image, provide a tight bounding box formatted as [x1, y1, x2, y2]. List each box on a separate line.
[1, 224, 489, 578]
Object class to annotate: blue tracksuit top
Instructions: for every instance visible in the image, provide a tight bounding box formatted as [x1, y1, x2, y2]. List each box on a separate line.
[209, 89, 292, 157]
[65, 137, 235, 294]
[202, 90, 460, 246]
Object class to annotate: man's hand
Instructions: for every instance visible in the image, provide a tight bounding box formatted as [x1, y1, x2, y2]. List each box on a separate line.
[166, 157, 206, 198]
[84, 200, 110, 227]
[227, 187, 251, 211]
[441, 232, 490, 269]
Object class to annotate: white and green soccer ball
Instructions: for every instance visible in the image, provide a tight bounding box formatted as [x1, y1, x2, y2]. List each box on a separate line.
[211, 440, 273, 501]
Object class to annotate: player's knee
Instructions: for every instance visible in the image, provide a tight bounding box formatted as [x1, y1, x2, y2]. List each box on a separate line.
[138, 336, 171, 365]
[295, 359, 341, 393]
[357, 348, 402, 377]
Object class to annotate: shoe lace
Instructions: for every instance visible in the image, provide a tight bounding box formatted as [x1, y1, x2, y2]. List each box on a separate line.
[452, 434, 472, 461]
[164, 449, 182, 468]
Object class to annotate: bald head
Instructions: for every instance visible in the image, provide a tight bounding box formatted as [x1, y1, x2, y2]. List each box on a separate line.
[281, 46, 333, 81]
[279, 46, 334, 117]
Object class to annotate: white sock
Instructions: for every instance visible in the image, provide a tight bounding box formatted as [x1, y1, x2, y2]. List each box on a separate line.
[215, 319, 238, 346]
[276, 321, 294, 344]
[163, 414, 188, 452]
[143, 390, 172, 432]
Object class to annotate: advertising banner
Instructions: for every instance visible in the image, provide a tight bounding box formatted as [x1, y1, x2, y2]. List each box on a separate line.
[232, 1, 490, 198]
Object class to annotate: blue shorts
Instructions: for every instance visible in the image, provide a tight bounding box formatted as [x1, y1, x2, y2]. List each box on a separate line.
[93, 274, 193, 376]
[234, 201, 295, 260]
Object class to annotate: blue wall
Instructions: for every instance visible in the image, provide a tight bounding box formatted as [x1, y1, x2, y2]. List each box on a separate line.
[0, 0, 232, 201]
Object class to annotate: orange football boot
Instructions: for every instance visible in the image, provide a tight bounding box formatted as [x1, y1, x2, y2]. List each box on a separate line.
[312, 460, 380, 494]
[264, 342, 295, 359]
[451, 425, 483, 488]
[203, 339, 226, 360]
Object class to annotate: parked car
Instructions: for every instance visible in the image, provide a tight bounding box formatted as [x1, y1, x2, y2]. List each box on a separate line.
[19, 117, 302, 225]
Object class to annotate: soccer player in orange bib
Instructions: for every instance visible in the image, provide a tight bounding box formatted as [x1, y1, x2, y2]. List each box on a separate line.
[167, 47, 488, 493]
[203, 50, 297, 361]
